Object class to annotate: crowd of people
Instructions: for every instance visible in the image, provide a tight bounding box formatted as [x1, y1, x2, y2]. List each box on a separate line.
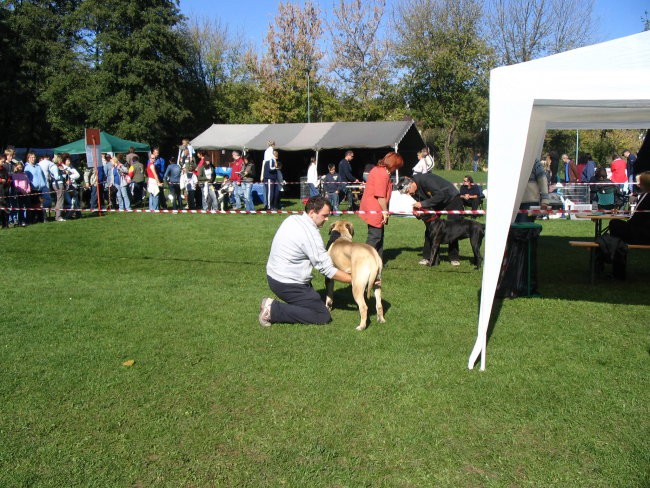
[542, 150, 638, 191]
[0, 139, 281, 228]
[536, 150, 640, 211]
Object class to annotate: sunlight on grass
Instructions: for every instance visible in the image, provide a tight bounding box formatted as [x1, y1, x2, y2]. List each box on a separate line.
[0, 209, 648, 487]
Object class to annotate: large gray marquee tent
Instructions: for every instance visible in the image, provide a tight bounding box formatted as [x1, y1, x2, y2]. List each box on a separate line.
[191, 121, 426, 192]
[190, 120, 425, 153]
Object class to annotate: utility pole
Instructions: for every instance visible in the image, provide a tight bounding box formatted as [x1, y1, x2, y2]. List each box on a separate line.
[306, 69, 311, 123]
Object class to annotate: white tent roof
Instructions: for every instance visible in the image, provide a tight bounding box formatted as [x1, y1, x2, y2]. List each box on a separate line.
[190, 121, 421, 151]
[469, 31, 650, 370]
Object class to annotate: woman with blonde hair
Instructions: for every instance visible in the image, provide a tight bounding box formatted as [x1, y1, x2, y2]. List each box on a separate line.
[359, 152, 404, 262]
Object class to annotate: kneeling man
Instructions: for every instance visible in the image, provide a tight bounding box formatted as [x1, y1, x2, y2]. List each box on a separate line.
[259, 196, 352, 326]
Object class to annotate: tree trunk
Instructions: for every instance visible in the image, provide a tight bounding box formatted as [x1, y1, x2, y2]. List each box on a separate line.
[444, 124, 456, 170]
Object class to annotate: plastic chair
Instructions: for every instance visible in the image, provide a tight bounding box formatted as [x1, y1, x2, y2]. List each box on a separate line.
[595, 186, 617, 210]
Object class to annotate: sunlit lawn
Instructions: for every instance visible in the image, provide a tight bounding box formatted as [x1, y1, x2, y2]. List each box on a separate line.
[0, 206, 648, 487]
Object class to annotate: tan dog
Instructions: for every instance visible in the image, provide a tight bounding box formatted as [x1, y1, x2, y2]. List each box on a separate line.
[326, 220, 385, 330]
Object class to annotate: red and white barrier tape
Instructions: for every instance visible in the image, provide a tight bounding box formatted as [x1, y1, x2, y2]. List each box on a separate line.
[1, 206, 645, 216]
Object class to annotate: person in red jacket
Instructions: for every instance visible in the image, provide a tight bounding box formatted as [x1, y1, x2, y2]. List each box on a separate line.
[609, 152, 628, 192]
[359, 152, 404, 262]
[229, 150, 244, 210]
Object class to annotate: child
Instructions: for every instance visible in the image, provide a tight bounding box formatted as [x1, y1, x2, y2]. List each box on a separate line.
[11, 162, 31, 227]
[180, 167, 198, 210]
[0, 153, 9, 227]
[177, 138, 195, 165]
[217, 176, 235, 211]
[322, 163, 341, 212]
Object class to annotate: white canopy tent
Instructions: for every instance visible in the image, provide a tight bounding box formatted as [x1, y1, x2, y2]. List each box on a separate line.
[469, 31, 650, 370]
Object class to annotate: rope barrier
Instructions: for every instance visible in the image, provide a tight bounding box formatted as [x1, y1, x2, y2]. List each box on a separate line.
[1, 206, 646, 216]
[3, 180, 635, 199]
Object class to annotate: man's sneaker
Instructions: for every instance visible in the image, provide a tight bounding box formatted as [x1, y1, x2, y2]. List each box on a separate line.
[418, 259, 429, 265]
[450, 260, 461, 266]
[259, 297, 273, 327]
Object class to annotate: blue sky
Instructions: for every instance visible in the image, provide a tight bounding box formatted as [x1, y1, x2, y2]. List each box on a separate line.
[180, 0, 648, 50]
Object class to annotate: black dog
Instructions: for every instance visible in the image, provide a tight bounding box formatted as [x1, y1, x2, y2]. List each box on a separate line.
[424, 217, 485, 268]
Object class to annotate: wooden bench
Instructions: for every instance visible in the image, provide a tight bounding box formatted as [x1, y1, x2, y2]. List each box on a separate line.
[569, 240, 650, 283]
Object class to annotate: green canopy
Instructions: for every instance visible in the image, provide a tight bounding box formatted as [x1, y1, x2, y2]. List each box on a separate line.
[53, 131, 150, 155]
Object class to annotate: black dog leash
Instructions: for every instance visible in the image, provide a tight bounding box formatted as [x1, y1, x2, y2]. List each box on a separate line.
[326, 230, 342, 250]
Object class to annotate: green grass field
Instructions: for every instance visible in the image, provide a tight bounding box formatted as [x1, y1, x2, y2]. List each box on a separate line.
[1, 205, 648, 487]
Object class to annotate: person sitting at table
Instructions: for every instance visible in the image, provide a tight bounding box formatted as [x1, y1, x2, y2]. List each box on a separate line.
[589, 167, 622, 211]
[609, 171, 650, 245]
[459, 175, 483, 217]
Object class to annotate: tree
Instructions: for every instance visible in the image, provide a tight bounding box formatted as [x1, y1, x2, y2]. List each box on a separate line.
[545, 129, 645, 168]
[251, 1, 323, 123]
[41, 0, 192, 149]
[0, 0, 81, 146]
[486, 0, 595, 66]
[326, 0, 394, 121]
[181, 16, 259, 126]
[394, 0, 493, 169]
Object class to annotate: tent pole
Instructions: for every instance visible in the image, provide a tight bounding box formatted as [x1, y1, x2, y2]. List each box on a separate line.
[394, 143, 399, 181]
[575, 130, 579, 163]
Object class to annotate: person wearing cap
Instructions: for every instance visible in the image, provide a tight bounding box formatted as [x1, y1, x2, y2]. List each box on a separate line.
[397, 173, 463, 266]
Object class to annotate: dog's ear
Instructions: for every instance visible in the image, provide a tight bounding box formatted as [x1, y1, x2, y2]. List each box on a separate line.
[345, 221, 354, 237]
[329, 222, 336, 234]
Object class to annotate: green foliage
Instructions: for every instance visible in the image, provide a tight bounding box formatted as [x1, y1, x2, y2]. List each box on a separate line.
[394, 0, 494, 170]
[251, 1, 323, 123]
[75, 0, 191, 145]
[0, 212, 648, 486]
[0, 0, 81, 146]
[326, 0, 397, 121]
[544, 129, 645, 166]
[3, 0, 192, 148]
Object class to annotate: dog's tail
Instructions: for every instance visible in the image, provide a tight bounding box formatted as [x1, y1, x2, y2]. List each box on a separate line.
[366, 253, 383, 299]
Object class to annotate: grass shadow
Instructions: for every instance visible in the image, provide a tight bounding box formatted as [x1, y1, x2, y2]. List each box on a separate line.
[383, 246, 421, 266]
[537, 235, 649, 306]
[320, 284, 392, 322]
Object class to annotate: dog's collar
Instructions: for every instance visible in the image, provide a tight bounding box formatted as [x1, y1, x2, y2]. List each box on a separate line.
[422, 214, 439, 224]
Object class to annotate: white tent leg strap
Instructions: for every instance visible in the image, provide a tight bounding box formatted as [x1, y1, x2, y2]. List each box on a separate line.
[468, 321, 488, 370]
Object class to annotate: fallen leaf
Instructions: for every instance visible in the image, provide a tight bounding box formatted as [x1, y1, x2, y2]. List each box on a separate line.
[122, 359, 135, 367]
